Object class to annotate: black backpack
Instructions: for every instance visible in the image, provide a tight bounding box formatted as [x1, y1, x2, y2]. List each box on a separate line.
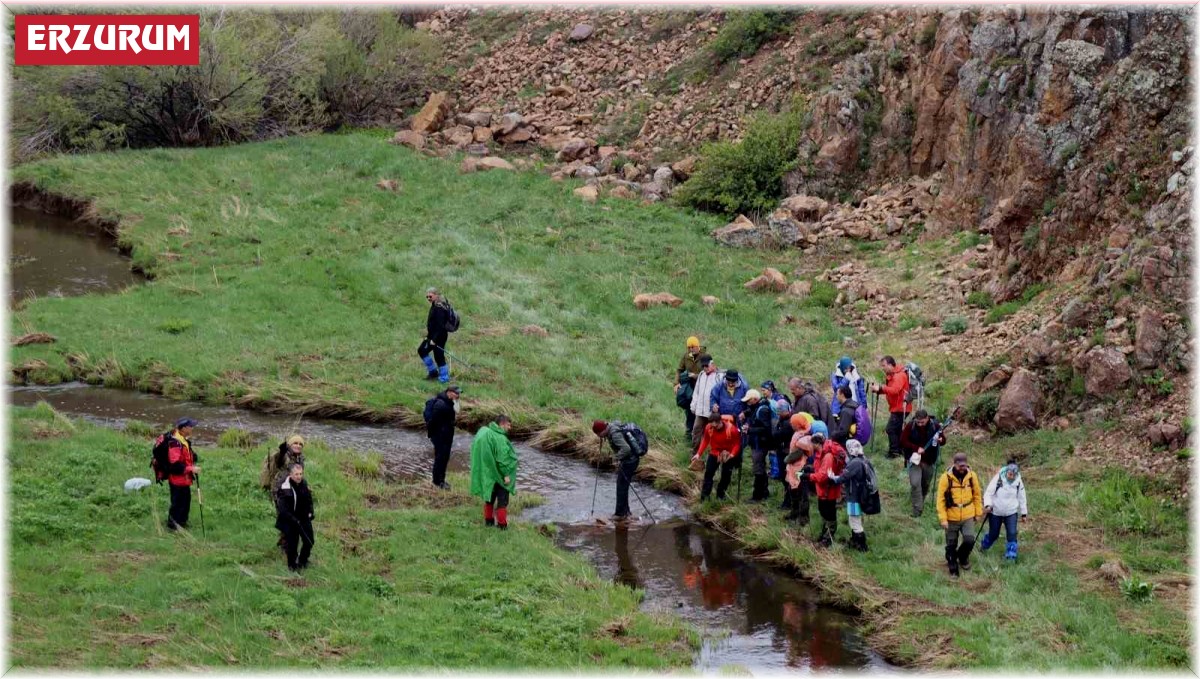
[443, 303, 461, 333]
[618, 423, 649, 458]
[423, 397, 439, 425]
[150, 431, 173, 483]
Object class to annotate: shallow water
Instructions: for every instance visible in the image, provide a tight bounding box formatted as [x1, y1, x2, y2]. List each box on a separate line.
[10, 382, 889, 672]
[9, 206, 141, 302]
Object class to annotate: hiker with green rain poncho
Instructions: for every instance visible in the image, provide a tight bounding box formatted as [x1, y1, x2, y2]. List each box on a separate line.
[469, 415, 518, 529]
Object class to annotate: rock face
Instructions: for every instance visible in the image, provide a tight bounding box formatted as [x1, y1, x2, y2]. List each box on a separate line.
[1084, 346, 1133, 397]
[1134, 307, 1167, 369]
[411, 92, 452, 133]
[994, 368, 1042, 433]
[633, 292, 683, 310]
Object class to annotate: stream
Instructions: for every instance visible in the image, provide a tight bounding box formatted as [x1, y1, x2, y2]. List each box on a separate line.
[8, 205, 890, 673]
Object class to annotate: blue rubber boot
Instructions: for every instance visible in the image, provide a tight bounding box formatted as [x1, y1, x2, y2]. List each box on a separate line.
[980, 532, 995, 552]
[438, 364, 450, 383]
[421, 355, 437, 378]
[1004, 541, 1018, 561]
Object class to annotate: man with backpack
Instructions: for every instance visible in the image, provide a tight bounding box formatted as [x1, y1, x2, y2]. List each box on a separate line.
[689, 355, 722, 453]
[830, 385, 858, 445]
[673, 336, 706, 441]
[155, 417, 200, 532]
[739, 389, 775, 504]
[869, 356, 911, 459]
[592, 419, 648, 520]
[936, 453, 984, 577]
[901, 409, 945, 517]
[829, 357, 866, 417]
[828, 440, 878, 551]
[789, 378, 831, 427]
[692, 415, 742, 502]
[424, 384, 461, 490]
[418, 287, 458, 383]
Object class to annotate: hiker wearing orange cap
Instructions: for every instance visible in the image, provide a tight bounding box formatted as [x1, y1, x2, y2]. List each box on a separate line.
[673, 336, 706, 441]
[692, 415, 741, 501]
[783, 413, 815, 525]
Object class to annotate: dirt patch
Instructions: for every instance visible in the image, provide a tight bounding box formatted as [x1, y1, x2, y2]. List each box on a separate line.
[363, 483, 472, 510]
[14, 332, 56, 346]
[283, 577, 311, 589]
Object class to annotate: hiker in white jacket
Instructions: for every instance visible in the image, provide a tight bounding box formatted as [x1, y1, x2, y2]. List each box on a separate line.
[689, 355, 724, 454]
[981, 460, 1029, 561]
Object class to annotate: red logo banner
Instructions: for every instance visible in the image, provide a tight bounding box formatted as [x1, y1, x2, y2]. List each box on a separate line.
[14, 15, 200, 66]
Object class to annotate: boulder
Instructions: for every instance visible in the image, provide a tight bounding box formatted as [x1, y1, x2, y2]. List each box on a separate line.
[640, 181, 665, 200]
[444, 125, 474, 147]
[598, 146, 619, 160]
[459, 157, 480, 174]
[994, 368, 1042, 433]
[1148, 422, 1184, 449]
[411, 91, 451, 133]
[473, 126, 493, 143]
[497, 112, 524, 135]
[885, 215, 903, 235]
[390, 130, 426, 149]
[622, 164, 642, 182]
[608, 185, 636, 200]
[671, 156, 699, 180]
[1134, 307, 1167, 369]
[1084, 346, 1133, 397]
[1099, 560, 1130, 583]
[712, 214, 761, 247]
[1061, 297, 1091, 329]
[980, 366, 1013, 392]
[573, 185, 599, 203]
[653, 166, 675, 187]
[568, 23, 594, 41]
[476, 157, 515, 172]
[785, 280, 812, 299]
[744, 268, 788, 293]
[556, 138, 595, 162]
[573, 165, 600, 179]
[457, 111, 493, 128]
[633, 292, 683, 310]
[779, 195, 830, 221]
[702, 295, 720, 306]
[465, 143, 489, 157]
[497, 126, 534, 144]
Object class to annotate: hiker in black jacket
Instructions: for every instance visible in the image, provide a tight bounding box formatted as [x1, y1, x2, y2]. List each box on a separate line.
[275, 463, 315, 572]
[418, 287, 453, 383]
[830, 385, 858, 445]
[740, 389, 775, 503]
[593, 420, 643, 520]
[426, 385, 461, 490]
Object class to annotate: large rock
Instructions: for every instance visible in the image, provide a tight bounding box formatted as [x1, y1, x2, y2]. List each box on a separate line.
[411, 91, 451, 133]
[712, 214, 761, 247]
[994, 368, 1042, 433]
[568, 23, 594, 41]
[1148, 422, 1185, 449]
[497, 112, 524, 136]
[779, 195, 830, 221]
[1084, 346, 1133, 397]
[670, 156, 699, 180]
[444, 125, 474, 147]
[1061, 297, 1092, 330]
[744, 268, 788, 293]
[1134, 307, 1167, 369]
[497, 127, 533, 144]
[573, 185, 599, 203]
[556, 138, 595, 162]
[390, 130, 426, 149]
[476, 157, 515, 172]
[653, 166, 675, 188]
[633, 292, 683, 310]
[473, 126, 493, 143]
[785, 280, 812, 299]
[457, 111, 493, 128]
[980, 366, 1013, 392]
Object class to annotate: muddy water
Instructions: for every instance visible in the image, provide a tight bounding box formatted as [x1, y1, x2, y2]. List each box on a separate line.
[9, 383, 888, 672]
[9, 206, 140, 302]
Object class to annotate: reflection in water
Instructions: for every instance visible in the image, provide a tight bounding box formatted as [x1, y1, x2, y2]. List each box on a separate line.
[9, 206, 141, 302]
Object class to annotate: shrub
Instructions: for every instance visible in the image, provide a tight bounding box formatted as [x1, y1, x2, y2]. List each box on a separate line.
[803, 280, 837, 309]
[217, 427, 256, 449]
[1020, 283, 1048, 303]
[1021, 223, 1041, 251]
[964, 392, 999, 427]
[1120, 576, 1156, 603]
[984, 301, 1022, 325]
[966, 291, 994, 309]
[157, 319, 194, 335]
[708, 11, 798, 64]
[1143, 369, 1175, 397]
[123, 419, 159, 438]
[918, 18, 939, 49]
[674, 106, 805, 216]
[887, 48, 907, 73]
[942, 316, 968, 335]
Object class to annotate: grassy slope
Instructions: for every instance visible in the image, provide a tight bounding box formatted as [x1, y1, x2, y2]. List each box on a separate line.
[9, 403, 695, 668]
[10, 133, 1190, 668]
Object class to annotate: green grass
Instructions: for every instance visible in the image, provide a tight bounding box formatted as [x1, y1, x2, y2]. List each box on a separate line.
[9, 404, 696, 668]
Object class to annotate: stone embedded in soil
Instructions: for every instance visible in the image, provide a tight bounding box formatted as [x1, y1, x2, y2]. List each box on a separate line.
[744, 268, 787, 293]
[633, 292, 683, 310]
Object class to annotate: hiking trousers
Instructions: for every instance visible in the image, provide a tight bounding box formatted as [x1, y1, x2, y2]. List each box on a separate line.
[615, 456, 640, 516]
[701, 453, 738, 500]
[690, 415, 711, 454]
[418, 337, 447, 368]
[886, 412, 905, 457]
[431, 434, 453, 486]
[908, 462, 935, 514]
[945, 518, 977, 565]
[167, 483, 191, 530]
[282, 519, 314, 570]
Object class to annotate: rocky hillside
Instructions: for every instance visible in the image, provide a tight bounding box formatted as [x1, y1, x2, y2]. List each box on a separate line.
[397, 7, 1192, 484]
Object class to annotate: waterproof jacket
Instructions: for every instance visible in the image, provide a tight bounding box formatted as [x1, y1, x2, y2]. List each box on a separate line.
[901, 418, 943, 466]
[275, 476, 314, 532]
[690, 369, 724, 417]
[261, 443, 304, 492]
[166, 432, 197, 487]
[744, 401, 774, 450]
[833, 455, 875, 505]
[426, 301, 451, 342]
[879, 366, 911, 414]
[469, 422, 518, 498]
[709, 377, 749, 418]
[811, 441, 847, 501]
[830, 398, 858, 445]
[785, 434, 815, 490]
[697, 416, 742, 460]
[604, 420, 642, 462]
[795, 386, 832, 427]
[830, 367, 868, 416]
[936, 467, 983, 524]
[675, 347, 707, 382]
[426, 391, 457, 441]
[983, 470, 1028, 517]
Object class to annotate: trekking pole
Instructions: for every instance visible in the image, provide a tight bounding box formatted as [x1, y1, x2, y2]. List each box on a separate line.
[870, 392, 880, 456]
[195, 474, 206, 539]
[428, 341, 474, 370]
[626, 470, 657, 524]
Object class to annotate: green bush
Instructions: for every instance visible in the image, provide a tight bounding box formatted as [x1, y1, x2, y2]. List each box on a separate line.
[964, 392, 999, 427]
[966, 291, 994, 308]
[1022, 223, 1041, 251]
[1143, 369, 1175, 397]
[1120, 576, 1156, 603]
[803, 280, 837, 308]
[1020, 283, 1049, 303]
[942, 316, 968, 335]
[217, 428, 256, 449]
[123, 420, 159, 438]
[674, 106, 804, 216]
[707, 11, 798, 65]
[984, 301, 1022, 325]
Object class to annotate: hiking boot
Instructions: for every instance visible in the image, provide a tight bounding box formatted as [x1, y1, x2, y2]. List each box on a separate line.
[911, 509, 922, 518]
[484, 518, 495, 527]
[425, 370, 439, 381]
[435, 481, 451, 491]
[496, 523, 508, 530]
[1004, 541, 1018, 561]
[947, 559, 960, 577]
[980, 533, 995, 552]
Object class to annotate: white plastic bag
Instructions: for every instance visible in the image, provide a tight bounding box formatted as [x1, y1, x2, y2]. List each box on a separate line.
[124, 477, 153, 492]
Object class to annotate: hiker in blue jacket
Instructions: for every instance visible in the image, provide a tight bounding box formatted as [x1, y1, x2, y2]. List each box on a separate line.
[710, 369, 749, 420]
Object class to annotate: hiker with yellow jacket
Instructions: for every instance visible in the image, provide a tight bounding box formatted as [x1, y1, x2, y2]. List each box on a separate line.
[936, 452, 984, 577]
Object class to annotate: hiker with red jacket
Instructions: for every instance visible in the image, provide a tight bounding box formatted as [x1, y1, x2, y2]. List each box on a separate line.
[870, 356, 910, 459]
[808, 432, 847, 547]
[165, 417, 200, 531]
[692, 415, 742, 501]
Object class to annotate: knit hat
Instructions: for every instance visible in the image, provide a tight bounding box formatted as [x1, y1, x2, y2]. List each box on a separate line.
[686, 336, 701, 348]
[838, 356, 853, 373]
[287, 435, 305, 447]
[741, 389, 762, 403]
[592, 420, 608, 436]
[810, 421, 829, 439]
[846, 440, 865, 457]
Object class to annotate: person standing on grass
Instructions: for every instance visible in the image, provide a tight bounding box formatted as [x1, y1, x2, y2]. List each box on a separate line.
[276, 463, 315, 572]
[937, 452, 984, 577]
[592, 420, 645, 521]
[783, 413, 815, 526]
[828, 440, 875, 552]
[674, 336, 706, 440]
[829, 356, 866, 418]
[469, 415, 517, 529]
[769, 399, 795, 509]
[981, 460, 1029, 561]
[809, 432, 846, 548]
[689, 355, 722, 453]
[740, 389, 775, 504]
[425, 384, 461, 490]
[869, 356, 910, 459]
[262, 435, 305, 499]
[789, 378, 831, 428]
[901, 409, 944, 517]
[711, 369, 749, 422]
[692, 415, 742, 501]
[830, 385, 858, 446]
[166, 417, 200, 532]
[418, 287, 453, 383]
